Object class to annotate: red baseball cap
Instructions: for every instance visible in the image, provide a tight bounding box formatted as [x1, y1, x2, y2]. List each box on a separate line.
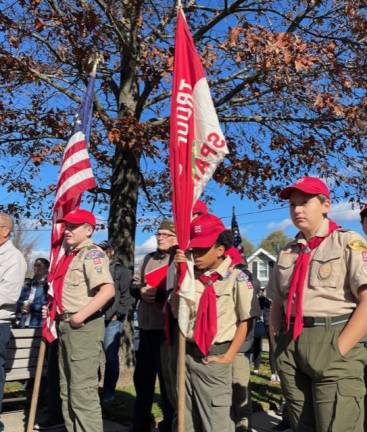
[189, 213, 225, 249]
[192, 200, 208, 216]
[360, 205, 367, 219]
[279, 176, 330, 200]
[57, 208, 96, 228]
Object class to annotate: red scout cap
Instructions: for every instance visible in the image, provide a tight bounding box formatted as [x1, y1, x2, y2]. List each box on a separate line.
[360, 205, 367, 219]
[57, 208, 96, 228]
[189, 213, 225, 249]
[192, 200, 208, 216]
[279, 176, 330, 200]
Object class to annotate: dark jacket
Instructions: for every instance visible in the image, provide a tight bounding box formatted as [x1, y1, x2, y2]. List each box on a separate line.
[104, 260, 132, 322]
[16, 277, 48, 328]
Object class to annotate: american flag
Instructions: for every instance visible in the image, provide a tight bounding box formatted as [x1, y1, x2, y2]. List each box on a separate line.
[231, 206, 245, 258]
[43, 72, 97, 342]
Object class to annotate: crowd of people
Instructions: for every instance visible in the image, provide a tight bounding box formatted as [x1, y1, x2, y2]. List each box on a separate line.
[0, 175, 366, 432]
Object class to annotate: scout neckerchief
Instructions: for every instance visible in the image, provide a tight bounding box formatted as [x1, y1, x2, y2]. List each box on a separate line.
[49, 249, 78, 319]
[193, 272, 221, 355]
[286, 219, 339, 340]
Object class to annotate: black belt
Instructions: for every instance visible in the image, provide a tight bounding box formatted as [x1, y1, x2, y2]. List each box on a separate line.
[57, 310, 104, 323]
[289, 313, 351, 328]
[186, 341, 231, 358]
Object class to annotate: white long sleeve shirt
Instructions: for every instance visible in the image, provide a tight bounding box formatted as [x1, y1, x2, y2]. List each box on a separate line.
[0, 240, 27, 322]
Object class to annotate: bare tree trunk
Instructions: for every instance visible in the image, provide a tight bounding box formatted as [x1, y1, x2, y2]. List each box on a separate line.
[108, 145, 140, 270]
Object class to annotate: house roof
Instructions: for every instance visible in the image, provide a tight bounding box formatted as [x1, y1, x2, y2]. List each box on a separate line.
[247, 247, 276, 263]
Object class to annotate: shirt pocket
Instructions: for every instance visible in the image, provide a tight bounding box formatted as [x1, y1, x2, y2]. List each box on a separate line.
[277, 254, 298, 295]
[309, 251, 342, 288]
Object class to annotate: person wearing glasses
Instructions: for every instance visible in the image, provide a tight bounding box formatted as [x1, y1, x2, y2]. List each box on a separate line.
[0, 213, 27, 431]
[130, 219, 177, 432]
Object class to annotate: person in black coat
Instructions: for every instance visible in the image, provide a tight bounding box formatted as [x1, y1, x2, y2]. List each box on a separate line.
[98, 241, 132, 402]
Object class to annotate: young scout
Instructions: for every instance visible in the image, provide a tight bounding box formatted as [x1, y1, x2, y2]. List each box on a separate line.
[55, 209, 115, 432]
[175, 213, 258, 432]
[268, 176, 367, 432]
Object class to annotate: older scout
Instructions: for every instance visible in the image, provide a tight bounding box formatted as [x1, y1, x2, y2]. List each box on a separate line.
[56, 208, 115, 432]
[175, 213, 258, 432]
[268, 176, 367, 432]
[0, 213, 26, 431]
[130, 219, 177, 432]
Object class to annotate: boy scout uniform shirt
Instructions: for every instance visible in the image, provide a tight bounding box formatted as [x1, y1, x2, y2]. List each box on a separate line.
[267, 218, 367, 316]
[62, 239, 114, 313]
[186, 256, 259, 343]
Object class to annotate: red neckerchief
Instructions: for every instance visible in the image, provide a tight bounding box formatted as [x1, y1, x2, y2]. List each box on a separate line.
[286, 220, 339, 340]
[193, 272, 221, 355]
[47, 249, 78, 323]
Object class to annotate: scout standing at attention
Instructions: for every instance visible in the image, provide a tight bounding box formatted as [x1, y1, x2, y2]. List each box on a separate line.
[268, 176, 367, 432]
[51, 208, 115, 432]
[175, 213, 258, 432]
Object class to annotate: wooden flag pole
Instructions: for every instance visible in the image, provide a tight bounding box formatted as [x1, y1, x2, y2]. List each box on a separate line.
[177, 328, 186, 432]
[26, 339, 46, 432]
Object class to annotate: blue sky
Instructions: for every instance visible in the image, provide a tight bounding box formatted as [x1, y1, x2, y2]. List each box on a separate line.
[18, 174, 365, 266]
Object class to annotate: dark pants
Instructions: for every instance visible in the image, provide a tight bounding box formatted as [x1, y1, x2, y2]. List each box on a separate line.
[0, 323, 11, 413]
[132, 329, 174, 432]
[253, 328, 277, 374]
[103, 319, 124, 400]
[46, 340, 63, 422]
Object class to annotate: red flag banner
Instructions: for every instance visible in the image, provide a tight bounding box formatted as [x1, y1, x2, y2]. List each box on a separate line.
[42, 74, 97, 343]
[169, 9, 229, 335]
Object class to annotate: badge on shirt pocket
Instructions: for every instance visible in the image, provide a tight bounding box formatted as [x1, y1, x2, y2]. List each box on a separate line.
[318, 262, 332, 280]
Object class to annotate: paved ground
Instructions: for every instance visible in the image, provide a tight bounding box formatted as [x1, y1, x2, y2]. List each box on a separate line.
[0, 409, 292, 432]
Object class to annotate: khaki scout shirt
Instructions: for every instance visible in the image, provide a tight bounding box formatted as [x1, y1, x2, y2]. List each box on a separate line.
[62, 239, 114, 313]
[134, 251, 173, 330]
[267, 218, 367, 316]
[186, 256, 259, 343]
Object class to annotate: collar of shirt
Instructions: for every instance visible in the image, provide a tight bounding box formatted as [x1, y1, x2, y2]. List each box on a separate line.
[0, 239, 14, 255]
[205, 255, 232, 279]
[295, 218, 330, 247]
[69, 238, 94, 253]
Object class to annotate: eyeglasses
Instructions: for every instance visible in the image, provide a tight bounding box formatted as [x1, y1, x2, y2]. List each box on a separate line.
[156, 233, 175, 238]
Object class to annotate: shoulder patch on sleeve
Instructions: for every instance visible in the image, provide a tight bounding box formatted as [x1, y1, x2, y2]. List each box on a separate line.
[236, 270, 250, 282]
[85, 248, 106, 260]
[348, 239, 367, 252]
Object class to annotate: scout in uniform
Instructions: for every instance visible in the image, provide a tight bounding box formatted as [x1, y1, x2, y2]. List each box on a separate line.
[175, 213, 258, 432]
[130, 219, 177, 432]
[55, 209, 115, 432]
[268, 176, 367, 432]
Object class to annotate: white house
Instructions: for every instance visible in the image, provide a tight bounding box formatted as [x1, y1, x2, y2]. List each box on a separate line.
[247, 248, 276, 289]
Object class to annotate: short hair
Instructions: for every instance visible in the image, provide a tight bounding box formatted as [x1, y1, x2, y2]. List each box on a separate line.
[316, 194, 328, 204]
[215, 230, 234, 251]
[0, 213, 13, 232]
[35, 258, 50, 269]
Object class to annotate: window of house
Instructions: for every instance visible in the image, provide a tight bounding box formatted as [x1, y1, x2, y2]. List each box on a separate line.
[259, 260, 268, 278]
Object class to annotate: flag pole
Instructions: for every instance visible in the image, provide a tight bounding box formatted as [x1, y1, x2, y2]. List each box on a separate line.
[174, 1, 186, 429]
[26, 54, 101, 432]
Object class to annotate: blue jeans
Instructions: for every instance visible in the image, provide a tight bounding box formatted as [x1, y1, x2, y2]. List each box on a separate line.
[0, 323, 11, 413]
[103, 319, 124, 400]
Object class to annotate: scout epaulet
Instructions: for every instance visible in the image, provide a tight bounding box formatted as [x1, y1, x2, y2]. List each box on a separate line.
[348, 238, 367, 252]
[85, 244, 106, 260]
[236, 269, 254, 289]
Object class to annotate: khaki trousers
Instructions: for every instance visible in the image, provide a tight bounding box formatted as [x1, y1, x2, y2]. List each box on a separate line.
[232, 352, 252, 431]
[58, 318, 104, 432]
[185, 352, 234, 432]
[275, 322, 367, 432]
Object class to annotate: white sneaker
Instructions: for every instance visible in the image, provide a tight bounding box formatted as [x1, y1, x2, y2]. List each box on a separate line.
[253, 369, 259, 375]
[271, 373, 280, 382]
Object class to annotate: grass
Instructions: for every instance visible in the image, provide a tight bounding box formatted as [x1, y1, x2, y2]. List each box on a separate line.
[4, 350, 281, 426]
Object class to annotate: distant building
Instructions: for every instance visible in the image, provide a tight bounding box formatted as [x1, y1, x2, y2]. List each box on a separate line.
[247, 248, 276, 289]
